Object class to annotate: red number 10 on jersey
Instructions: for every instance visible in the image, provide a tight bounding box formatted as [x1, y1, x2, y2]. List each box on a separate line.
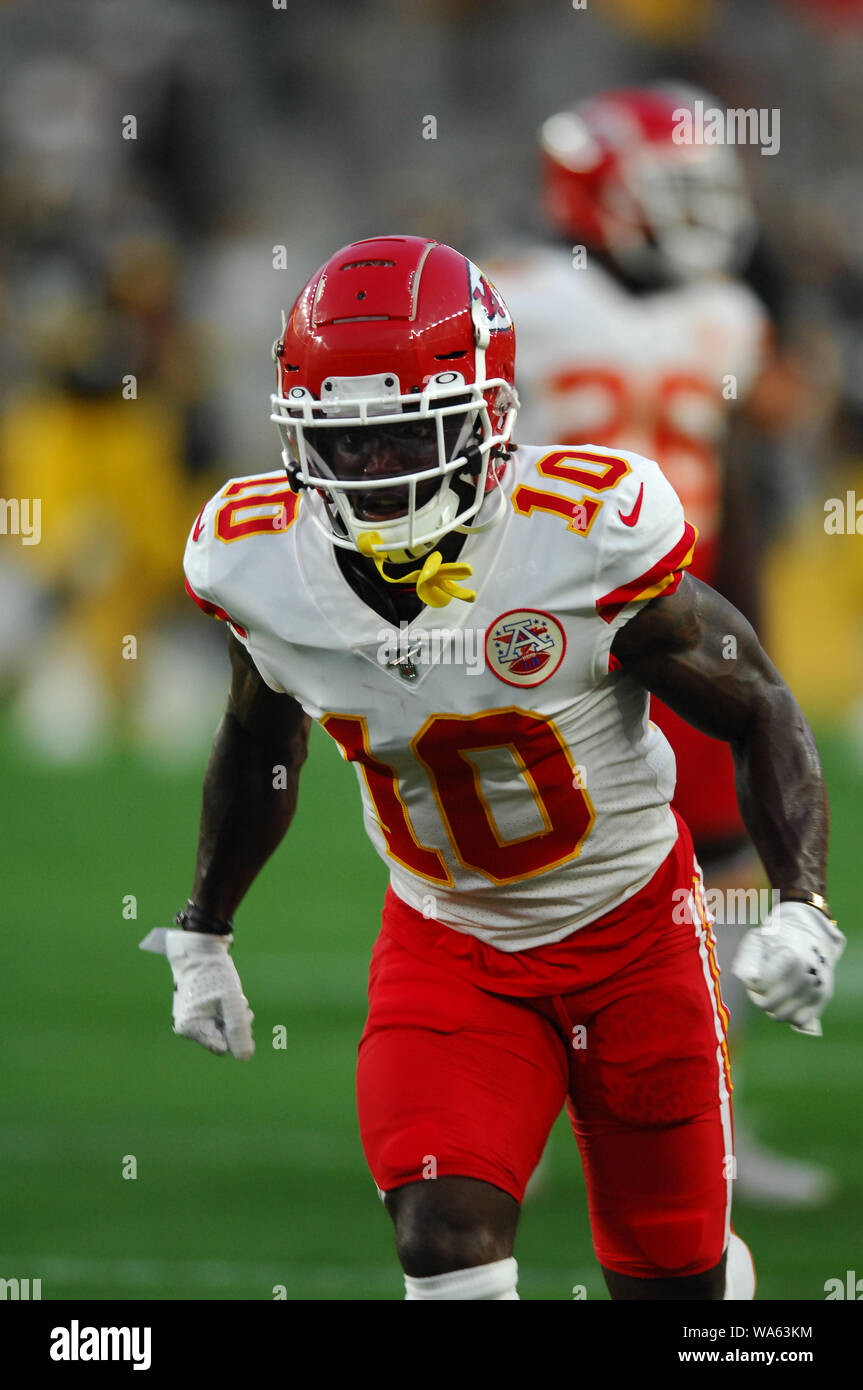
[321, 708, 596, 887]
[512, 448, 631, 536]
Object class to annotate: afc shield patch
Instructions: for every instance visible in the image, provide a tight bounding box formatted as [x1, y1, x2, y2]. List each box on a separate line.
[485, 609, 566, 687]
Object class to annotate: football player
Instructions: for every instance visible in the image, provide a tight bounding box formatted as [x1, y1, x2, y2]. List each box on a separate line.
[142, 236, 843, 1301]
[490, 85, 831, 1205]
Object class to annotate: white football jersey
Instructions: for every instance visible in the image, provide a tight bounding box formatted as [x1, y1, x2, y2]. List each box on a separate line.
[491, 248, 768, 581]
[184, 444, 696, 951]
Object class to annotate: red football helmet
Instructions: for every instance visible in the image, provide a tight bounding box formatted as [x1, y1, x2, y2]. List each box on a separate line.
[540, 85, 757, 285]
[270, 236, 518, 557]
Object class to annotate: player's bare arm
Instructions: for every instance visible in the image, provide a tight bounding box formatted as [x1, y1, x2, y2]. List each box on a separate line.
[191, 631, 311, 922]
[612, 572, 844, 1038]
[611, 572, 826, 898]
[139, 634, 310, 1059]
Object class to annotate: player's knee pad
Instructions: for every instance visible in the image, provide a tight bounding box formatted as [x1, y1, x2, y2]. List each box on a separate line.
[723, 1232, 756, 1300]
[404, 1257, 519, 1300]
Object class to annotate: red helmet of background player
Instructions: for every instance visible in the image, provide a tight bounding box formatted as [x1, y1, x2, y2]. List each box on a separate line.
[270, 236, 519, 558]
[540, 84, 757, 285]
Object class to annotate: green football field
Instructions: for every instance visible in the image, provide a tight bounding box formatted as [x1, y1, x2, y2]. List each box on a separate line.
[2, 717, 861, 1301]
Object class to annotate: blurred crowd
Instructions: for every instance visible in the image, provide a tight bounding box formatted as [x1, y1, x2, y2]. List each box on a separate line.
[2, 0, 863, 759]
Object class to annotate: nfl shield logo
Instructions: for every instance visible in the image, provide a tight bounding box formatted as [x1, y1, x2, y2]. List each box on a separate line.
[485, 609, 566, 687]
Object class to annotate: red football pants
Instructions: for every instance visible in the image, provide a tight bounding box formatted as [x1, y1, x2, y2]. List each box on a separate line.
[356, 819, 734, 1277]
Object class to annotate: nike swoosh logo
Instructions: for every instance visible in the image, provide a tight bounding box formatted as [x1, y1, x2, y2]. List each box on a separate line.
[192, 506, 207, 541]
[618, 482, 644, 528]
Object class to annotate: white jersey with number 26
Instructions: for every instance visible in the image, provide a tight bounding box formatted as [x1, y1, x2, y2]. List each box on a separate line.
[492, 247, 767, 582]
[184, 443, 696, 950]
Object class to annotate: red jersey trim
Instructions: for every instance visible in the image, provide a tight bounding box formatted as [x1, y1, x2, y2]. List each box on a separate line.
[184, 578, 248, 640]
[596, 521, 698, 624]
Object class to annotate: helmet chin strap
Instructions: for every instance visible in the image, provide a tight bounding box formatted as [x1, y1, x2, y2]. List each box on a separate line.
[455, 480, 507, 535]
[352, 455, 509, 607]
[356, 532, 475, 608]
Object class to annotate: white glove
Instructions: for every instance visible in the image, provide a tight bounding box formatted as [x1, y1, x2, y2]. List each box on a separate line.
[731, 900, 845, 1037]
[139, 927, 255, 1060]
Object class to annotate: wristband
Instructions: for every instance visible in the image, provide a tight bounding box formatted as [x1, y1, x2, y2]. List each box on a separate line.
[778, 890, 835, 923]
[174, 899, 234, 937]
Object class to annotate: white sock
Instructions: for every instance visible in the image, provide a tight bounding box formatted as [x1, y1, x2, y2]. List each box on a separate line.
[723, 1233, 756, 1299]
[404, 1257, 519, 1300]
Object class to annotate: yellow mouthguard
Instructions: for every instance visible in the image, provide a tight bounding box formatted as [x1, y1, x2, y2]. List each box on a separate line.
[357, 532, 475, 608]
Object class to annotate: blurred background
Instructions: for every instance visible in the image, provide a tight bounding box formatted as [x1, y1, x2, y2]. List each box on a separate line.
[1, 0, 861, 1300]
